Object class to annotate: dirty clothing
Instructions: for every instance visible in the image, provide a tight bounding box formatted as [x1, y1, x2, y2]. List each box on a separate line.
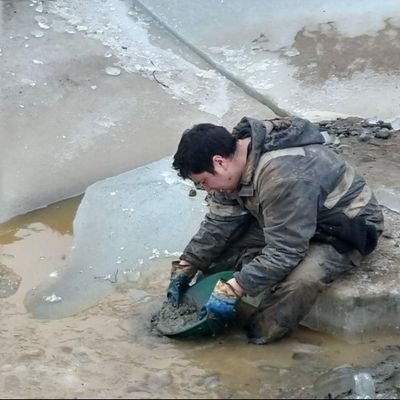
[180, 117, 384, 340]
[244, 243, 361, 344]
[200, 219, 361, 343]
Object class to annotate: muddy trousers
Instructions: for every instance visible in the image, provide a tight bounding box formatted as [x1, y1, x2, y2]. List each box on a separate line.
[244, 244, 361, 344]
[206, 222, 361, 345]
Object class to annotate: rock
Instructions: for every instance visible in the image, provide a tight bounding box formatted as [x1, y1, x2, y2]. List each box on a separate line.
[366, 117, 379, 126]
[313, 365, 356, 399]
[389, 118, 400, 130]
[359, 130, 371, 142]
[377, 121, 392, 129]
[196, 374, 221, 389]
[292, 343, 322, 361]
[302, 210, 400, 340]
[0, 265, 22, 298]
[353, 372, 376, 399]
[350, 129, 362, 136]
[382, 231, 394, 239]
[375, 188, 400, 214]
[374, 129, 392, 139]
[105, 66, 121, 76]
[362, 353, 400, 398]
[392, 371, 400, 390]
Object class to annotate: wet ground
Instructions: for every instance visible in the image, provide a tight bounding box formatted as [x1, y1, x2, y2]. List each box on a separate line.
[1, 129, 400, 399]
[2, 0, 400, 398]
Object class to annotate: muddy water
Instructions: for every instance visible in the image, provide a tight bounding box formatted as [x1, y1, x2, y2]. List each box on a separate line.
[0, 198, 399, 398]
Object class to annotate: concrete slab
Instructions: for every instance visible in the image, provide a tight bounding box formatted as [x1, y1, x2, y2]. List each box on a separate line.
[137, 0, 400, 120]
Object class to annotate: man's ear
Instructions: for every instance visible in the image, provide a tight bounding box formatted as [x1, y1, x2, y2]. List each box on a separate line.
[212, 155, 227, 170]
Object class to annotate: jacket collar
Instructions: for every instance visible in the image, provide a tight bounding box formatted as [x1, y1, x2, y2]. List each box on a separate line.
[236, 118, 271, 196]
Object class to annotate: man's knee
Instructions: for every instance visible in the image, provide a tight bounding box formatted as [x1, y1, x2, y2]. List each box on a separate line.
[244, 278, 326, 345]
[245, 314, 289, 345]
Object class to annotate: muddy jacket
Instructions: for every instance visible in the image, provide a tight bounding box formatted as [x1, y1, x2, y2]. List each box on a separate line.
[181, 117, 384, 296]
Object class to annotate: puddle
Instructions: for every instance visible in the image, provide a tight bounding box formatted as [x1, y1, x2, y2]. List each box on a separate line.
[0, 196, 399, 398]
[0, 197, 81, 312]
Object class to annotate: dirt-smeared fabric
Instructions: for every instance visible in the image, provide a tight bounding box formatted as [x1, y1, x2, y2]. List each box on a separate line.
[180, 117, 384, 298]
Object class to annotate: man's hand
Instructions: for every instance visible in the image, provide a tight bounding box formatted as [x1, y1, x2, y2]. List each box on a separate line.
[166, 261, 197, 307]
[198, 279, 242, 326]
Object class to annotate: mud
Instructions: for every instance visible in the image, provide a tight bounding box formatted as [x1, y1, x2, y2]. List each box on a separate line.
[304, 345, 400, 399]
[151, 300, 199, 335]
[0, 264, 22, 298]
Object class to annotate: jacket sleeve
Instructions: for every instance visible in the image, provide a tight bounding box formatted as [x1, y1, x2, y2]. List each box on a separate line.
[234, 177, 321, 296]
[181, 191, 250, 271]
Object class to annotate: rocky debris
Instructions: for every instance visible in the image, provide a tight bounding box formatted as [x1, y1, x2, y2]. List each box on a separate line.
[304, 347, 400, 399]
[316, 117, 399, 147]
[364, 346, 400, 399]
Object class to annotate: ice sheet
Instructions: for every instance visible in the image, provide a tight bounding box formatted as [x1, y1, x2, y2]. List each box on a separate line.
[24, 157, 208, 318]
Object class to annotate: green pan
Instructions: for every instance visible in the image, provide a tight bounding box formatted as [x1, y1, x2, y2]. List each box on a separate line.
[159, 271, 234, 338]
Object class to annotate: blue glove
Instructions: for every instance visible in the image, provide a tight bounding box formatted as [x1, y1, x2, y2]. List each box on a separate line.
[198, 279, 239, 326]
[167, 274, 191, 307]
[166, 261, 196, 307]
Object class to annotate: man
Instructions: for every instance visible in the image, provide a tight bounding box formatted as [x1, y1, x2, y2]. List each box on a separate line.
[166, 116, 384, 344]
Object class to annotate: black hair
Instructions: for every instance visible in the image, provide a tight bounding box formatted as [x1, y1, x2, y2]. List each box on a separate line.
[173, 123, 237, 179]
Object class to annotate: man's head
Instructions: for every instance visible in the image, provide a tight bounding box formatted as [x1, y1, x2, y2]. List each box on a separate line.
[173, 123, 246, 193]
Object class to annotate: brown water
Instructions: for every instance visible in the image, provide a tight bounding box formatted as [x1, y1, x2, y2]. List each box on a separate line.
[0, 197, 398, 399]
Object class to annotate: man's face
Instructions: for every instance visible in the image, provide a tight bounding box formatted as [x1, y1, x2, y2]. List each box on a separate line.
[190, 155, 240, 193]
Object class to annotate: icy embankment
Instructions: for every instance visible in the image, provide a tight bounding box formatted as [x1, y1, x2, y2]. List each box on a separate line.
[25, 157, 207, 318]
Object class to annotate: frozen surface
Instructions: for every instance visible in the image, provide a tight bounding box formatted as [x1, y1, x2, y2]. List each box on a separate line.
[138, 0, 400, 120]
[302, 208, 400, 340]
[25, 157, 208, 318]
[0, 0, 274, 223]
[375, 188, 400, 214]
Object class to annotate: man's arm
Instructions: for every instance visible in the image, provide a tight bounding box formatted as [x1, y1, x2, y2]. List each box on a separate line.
[233, 178, 321, 297]
[180, 191, 250, 271]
